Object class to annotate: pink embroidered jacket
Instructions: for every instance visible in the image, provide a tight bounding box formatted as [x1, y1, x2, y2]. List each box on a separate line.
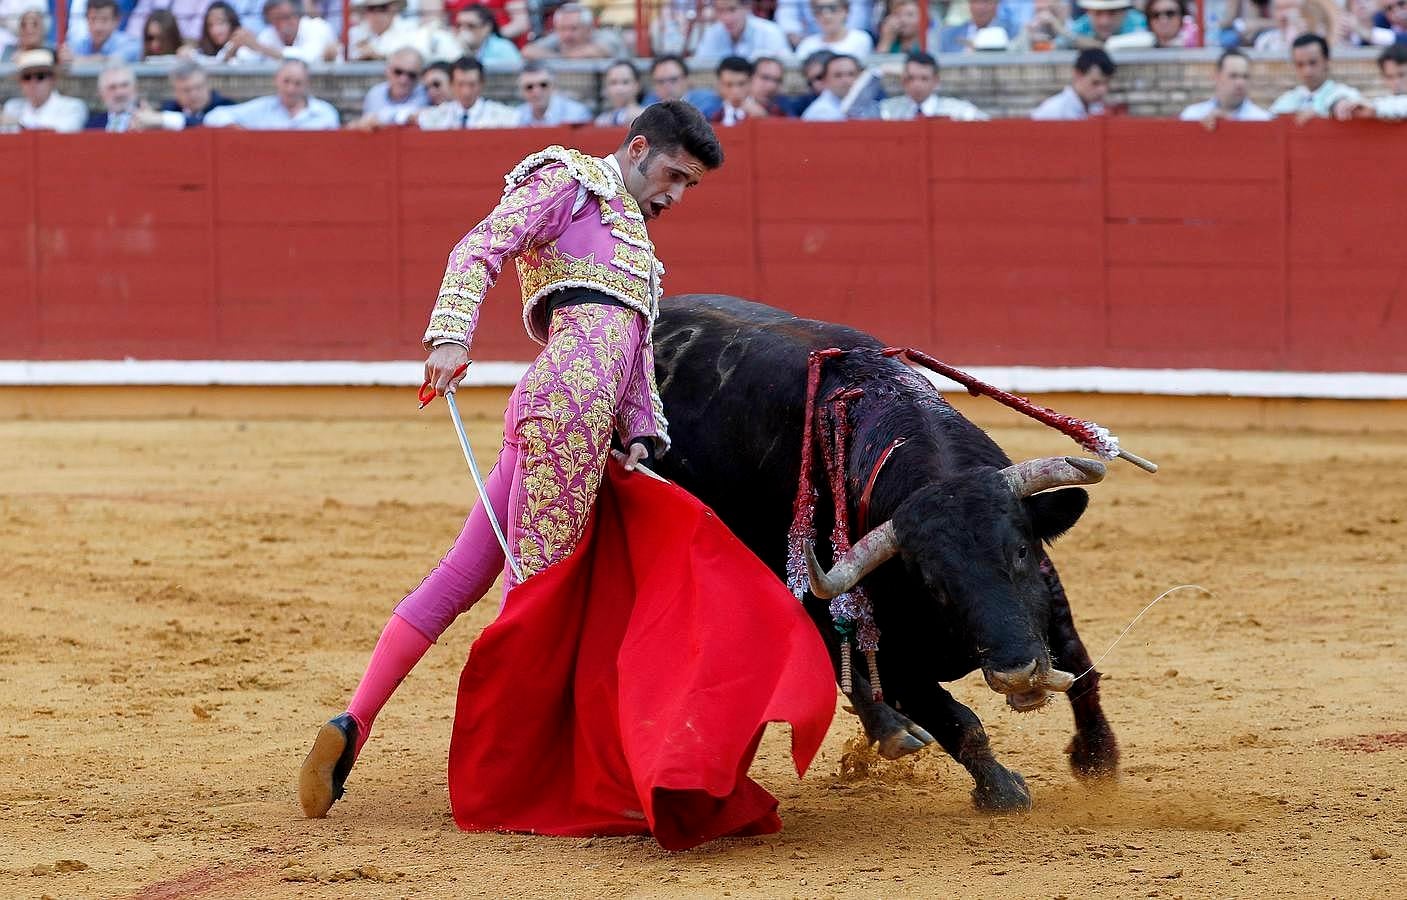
[424, 146, 670, 452]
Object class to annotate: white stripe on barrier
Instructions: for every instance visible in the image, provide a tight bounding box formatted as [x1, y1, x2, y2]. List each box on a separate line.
[1, 360, 1406, 399]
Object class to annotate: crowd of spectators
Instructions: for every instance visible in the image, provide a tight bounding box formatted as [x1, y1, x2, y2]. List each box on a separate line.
[3, 0, 1407, 131]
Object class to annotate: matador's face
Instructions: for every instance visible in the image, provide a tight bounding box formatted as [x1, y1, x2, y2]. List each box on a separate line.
[623, 138, 706, 222]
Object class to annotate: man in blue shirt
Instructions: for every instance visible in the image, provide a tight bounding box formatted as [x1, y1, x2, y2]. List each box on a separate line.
[59, 0, 140, 64]
[513, 61, 591, 126]
[205, 59, 341, 129]
[693, 0, 792, 61]
[643, 54, 721, 120]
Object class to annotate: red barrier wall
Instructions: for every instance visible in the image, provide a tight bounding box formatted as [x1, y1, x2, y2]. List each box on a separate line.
[2, 119, 1403, 372]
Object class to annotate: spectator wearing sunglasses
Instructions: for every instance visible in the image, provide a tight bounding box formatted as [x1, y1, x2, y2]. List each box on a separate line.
[794, 0, 874, 59]
[1, 49, 88, 133]
[514, 61, 591, 126]
[775, 0, 872, 47]
[421, 60, 453, 107]
[357, 46, 429, 125]
[1145, 0, 1193, 46]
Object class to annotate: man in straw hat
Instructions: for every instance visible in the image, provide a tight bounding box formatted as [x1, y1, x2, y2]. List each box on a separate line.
[0, 48, 87, 133]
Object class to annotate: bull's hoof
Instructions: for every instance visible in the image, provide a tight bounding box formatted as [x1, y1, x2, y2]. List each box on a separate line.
[1066, 730, 1120, 781]
[877, 722, 937, 760]
[971, 767, 1031, 813]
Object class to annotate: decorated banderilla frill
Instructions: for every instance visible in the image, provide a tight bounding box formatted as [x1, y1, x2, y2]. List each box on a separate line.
[785, 346, 1158, 704]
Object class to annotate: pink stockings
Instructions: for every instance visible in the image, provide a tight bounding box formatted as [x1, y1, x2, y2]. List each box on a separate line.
[342, 304, 647, 750]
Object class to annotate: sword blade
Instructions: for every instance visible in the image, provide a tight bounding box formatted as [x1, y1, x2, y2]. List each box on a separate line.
[444, 391, 524, 584]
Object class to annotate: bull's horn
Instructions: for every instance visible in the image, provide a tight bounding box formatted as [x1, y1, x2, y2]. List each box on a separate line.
[1042, 668, 1076, 692]
[1000, 456, 1106, 498]
[803, 521, 899, 600]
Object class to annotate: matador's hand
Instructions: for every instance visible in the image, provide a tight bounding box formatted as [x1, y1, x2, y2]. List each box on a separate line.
[611, 442, 650, 473]
[425, 344, 471, 397]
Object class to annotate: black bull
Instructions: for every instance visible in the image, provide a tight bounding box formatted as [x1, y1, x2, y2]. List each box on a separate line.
[650, 295, 1119, 811]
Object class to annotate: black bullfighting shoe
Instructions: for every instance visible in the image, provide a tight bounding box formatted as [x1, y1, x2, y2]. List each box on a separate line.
[298, 713, 359, 818]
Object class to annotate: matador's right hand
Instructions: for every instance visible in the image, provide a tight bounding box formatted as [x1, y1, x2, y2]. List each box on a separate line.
[425, 343, 471, 397]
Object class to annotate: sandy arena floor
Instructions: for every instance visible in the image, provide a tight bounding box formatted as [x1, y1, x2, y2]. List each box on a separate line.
[1, 409, 1404, 898]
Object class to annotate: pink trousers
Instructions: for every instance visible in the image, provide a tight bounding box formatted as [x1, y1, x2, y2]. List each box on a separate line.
[395, 304, 647, 640]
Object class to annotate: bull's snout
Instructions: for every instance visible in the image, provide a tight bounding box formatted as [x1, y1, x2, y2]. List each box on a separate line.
[982, 659, 1076, 712]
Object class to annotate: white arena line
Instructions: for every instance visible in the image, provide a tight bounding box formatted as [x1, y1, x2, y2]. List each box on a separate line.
[2, 360, 1407, 400]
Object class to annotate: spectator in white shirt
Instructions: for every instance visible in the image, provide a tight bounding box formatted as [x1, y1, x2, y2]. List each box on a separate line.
[795, 0, 874, 59]
[349, 0, 419, 60]
[1268, 32, 1362, 120]
[709, 55, 753, 125]
[204, 58, 341, 129]
[417, 55, 518, 128]
[879, 51, 990, 120]
[775, 0, 872, 46]
[692, 0, 792, 61]
[514, 60, 592, 125]
[1179, 49, 1271, 126]
[0, 48, 88, 133]
[85, 61, 187, 131]
[227, 0, 339, 62]
[1032, 46, 1114, 119]
[800, 51, 860, 120]
[1338, 43, 1407, 120]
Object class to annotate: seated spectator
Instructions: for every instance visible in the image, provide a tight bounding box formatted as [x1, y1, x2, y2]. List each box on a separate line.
[1031, 46, 1113, 119]
[880, 51, 989, 120]
[514, 60, 591, 125]
[161, 59, 236, 125]
[876, 0, 931, 54]
[1, 6, 48, 64]
[356, 47, 428, 125]
[445, 0, 531, 47]
[0, 48, 88, 133]
[940, 0, 1018, 51]
[418, 55, 517, 127]
[1268, 32, 1362, 119]
[1370, 0, 1407, 45]
[1340, 43, 1407, 118]
[791, 48, 832, 115]
[1337, 0, 1402, 47]
[190, 1, 242, 62]
[708, 55, 753, 125]
[349, 0, 419, 61]
[775, 0, 872, 47]
[795, 0, 875, 59]
[746, 54, 792, 116]
[645, 54, 722, 118]
[1179, 49, 1270, 125]
[1145, 0, 1195, 46]
[86, 61, 187, 130]
[141, 9, 185, 58]
[454, 4, 522, 65]
[124, 0, 203, 44]
[1013, 0, 1070, 50]
[230, 0, 338, 63]
[1060, 0, 1147, 49]
[800, 51, 861, 120]
[421, 60, 453, 106]
[1219, 0, 1274, 48]
[693, 0, 792, 61]
[594, 58, 645, 126]
[1253, 0, 1332, 52]
[522, 3, 622, 60]
[204, 58, 340, 129]
[60, 0, 141, 64]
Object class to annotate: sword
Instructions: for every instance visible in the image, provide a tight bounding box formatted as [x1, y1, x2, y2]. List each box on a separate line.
[419, 366, 523, 584]
[445, 390, 523, 584]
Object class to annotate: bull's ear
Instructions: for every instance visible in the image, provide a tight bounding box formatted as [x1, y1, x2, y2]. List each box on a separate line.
[1024, 488, 1089, 544]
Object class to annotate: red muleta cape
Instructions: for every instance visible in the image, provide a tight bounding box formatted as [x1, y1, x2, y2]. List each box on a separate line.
[447, 461, 836, 851]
